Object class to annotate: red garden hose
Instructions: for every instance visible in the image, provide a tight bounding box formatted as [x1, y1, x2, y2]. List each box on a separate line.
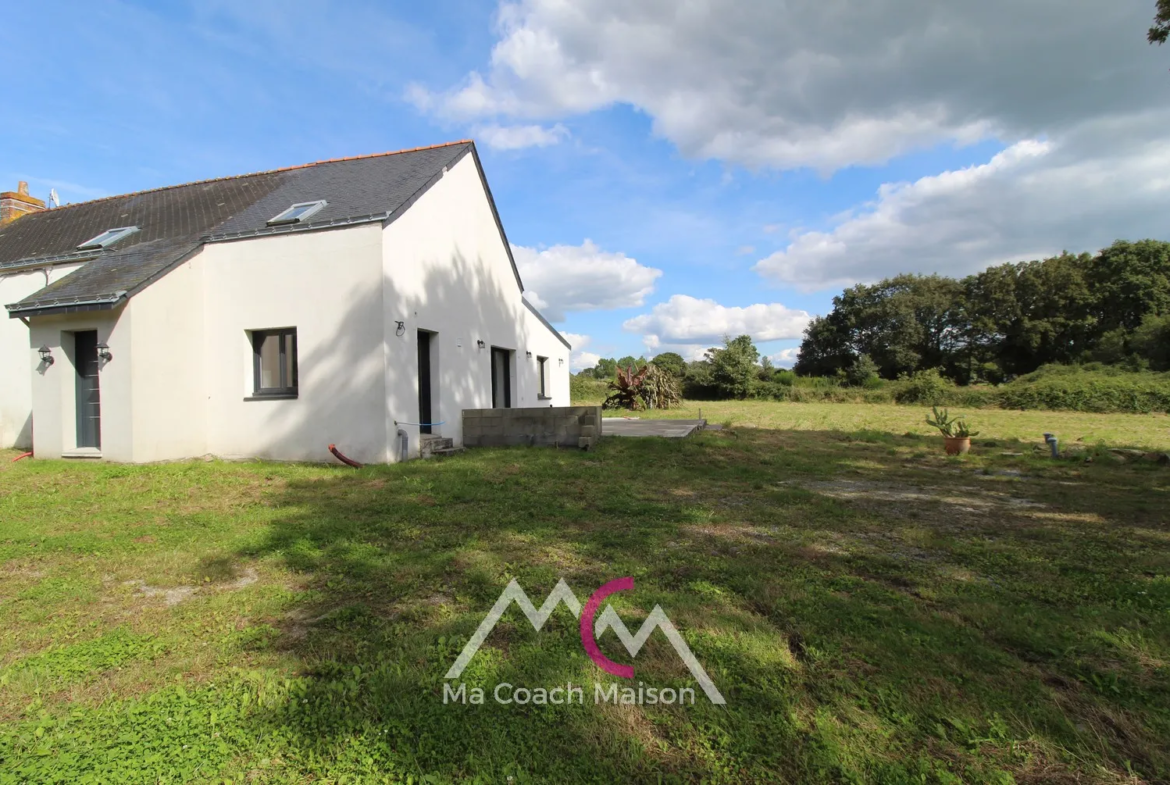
[12, 452, 32, 462]
[328, 444, 363, 469]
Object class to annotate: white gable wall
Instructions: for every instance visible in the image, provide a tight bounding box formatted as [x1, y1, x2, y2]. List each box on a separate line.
[379, 152, 570, 457]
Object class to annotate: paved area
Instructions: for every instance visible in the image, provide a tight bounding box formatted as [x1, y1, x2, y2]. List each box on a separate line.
[602, 418, 706, 438]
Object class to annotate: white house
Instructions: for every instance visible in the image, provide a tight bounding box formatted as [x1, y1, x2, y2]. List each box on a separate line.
[0, 141, 571, 463]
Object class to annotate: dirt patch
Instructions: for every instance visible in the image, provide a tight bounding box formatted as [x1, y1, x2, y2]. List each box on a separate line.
[124, 580, 197, 607]
[793, 479, 1044, 513]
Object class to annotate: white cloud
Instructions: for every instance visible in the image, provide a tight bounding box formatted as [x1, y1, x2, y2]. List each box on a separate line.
[561, 332, 602, 371]
[515, 240, 662, 322]
[768, 348, 799, 368]
[475, 123, 569, 150]
[412, 0, 1162, 172]
[754, 113, 1170, 289]
[623, 294, 811, 355]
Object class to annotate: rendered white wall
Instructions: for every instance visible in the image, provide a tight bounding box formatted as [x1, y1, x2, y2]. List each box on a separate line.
[199, 223, 387, 464]
[380, 153, 571, 457]
[0, 263, 84, 448]
[127, 255, 208, 462]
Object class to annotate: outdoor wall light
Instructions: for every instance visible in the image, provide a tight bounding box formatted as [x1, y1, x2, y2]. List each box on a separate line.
[476, 340, 486, 349]
[96, 342, 113, 362]
[38, 345, 54, 365]
[395, 320, 405, 337]
[558, 358, 565, 366]
[526, 350, 533, 359]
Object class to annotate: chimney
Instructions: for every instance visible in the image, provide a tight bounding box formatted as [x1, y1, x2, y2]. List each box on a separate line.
[0, 181, 47, 224]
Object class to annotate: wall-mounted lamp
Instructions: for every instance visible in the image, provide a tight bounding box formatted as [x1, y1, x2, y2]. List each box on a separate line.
[395, 320, 405, 337]
[38, 345, 54, 366]
[476, 340, 486, 350]
[526, 350, 533, 359]
[558, 358, 564, 366]
[96, 342, 113, 362]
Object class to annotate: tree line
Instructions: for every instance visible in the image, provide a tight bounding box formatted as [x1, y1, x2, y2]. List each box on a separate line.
[794, 240, 1170, 383]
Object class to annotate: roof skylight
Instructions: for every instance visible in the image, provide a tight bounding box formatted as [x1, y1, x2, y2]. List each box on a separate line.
[267, 200, 327, 226]
[77, 226, 139, 250]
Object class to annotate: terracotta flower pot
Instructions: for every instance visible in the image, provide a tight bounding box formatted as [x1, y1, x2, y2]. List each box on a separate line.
[944, 436, 971, 456]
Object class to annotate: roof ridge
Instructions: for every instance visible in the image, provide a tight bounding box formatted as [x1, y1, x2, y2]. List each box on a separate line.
[41, 140, 475, 213]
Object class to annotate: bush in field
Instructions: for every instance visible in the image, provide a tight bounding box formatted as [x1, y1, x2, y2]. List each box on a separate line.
[893, 368, 953, 405]
[845, 354, 881, 388]
[998, 364, 1170, 413]
[570, 373, 609, 404]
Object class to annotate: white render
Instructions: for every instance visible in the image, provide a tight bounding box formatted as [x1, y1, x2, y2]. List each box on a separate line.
[0, 263, 83, 449]
[10, 153, 570, 462]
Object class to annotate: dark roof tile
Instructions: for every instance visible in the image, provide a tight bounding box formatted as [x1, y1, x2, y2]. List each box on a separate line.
[3, 141, 475, 315]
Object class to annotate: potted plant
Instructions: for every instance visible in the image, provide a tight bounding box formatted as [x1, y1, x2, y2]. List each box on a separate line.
[926, 406, 979, 455]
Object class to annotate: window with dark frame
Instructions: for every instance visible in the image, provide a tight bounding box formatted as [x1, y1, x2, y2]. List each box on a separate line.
[251, 328, 298, 398]
[537, 356, 549, 398]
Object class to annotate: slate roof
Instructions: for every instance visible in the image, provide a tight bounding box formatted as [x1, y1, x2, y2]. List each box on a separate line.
[2, 141, 500, 317]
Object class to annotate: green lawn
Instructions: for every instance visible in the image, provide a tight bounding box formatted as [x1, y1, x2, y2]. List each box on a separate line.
[1, 407, 1168, 783]
[616, 400, 1170, 451]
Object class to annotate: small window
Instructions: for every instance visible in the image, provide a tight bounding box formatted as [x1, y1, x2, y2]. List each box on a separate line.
[537, 356, 549, 398]
[267, 200, 326, 226]
[77, 226, 138, 249]
[251, 328, 298, 398]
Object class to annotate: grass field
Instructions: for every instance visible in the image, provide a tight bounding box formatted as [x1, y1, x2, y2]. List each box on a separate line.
[600, 400, 1170, 451]
[1, 405, 1168, 783]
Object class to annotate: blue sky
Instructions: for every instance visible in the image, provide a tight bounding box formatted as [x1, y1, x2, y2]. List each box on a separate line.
[5, 1, 1168, 370]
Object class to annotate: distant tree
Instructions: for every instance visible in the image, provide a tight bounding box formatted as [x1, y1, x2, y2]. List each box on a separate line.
[1088, 240, 1170, 333]
[615, 355, 646, 372]
[651, 351, 686, 378]
[758, 355, 775, 381]
[1131, 313, 1170, 371]
[794, 312, 853, 377]
[1151, 0, 1170, 44]
[706, 335, 760, 399]
[591, 358, 617, 379]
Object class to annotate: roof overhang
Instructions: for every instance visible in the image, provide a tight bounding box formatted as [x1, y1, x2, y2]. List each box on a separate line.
[6, 291, 128, 319]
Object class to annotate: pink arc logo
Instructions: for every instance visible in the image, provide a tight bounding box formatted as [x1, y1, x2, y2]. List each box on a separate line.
[579, 577, 636, 678]
[444, 577, 726, 704]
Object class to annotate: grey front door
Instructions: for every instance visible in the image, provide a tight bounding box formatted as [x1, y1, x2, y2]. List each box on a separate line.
[74, 331, 101, 449]
[491, 348, 511, 408]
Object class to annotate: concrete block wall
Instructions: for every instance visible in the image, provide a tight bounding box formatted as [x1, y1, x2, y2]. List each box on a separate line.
[462, 406, 602, 450]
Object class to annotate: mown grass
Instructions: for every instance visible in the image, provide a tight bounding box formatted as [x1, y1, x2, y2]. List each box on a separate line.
[0, 414, 1168, 783]
[617, 401, 1170, 452]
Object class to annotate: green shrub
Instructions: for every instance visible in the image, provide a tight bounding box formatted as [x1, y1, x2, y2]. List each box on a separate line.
[998, 364, 1170, 413]
[569, 374, 608, 405]
[893, 369, 953, 405]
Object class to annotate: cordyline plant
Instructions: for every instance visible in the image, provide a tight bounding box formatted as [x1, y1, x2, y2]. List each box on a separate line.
[602, 363, 682, 411]
[926, 406, 980, 438]
[604, 364, 650, 410]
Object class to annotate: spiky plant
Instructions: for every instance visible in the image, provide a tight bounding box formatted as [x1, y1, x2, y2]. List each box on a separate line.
[640, 363, 682, 410]
[925, 406, 980, 438]
[603, 364, 650, 410]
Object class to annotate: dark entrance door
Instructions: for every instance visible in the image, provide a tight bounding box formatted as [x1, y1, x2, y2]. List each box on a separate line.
[74, 331, 101, 449]
[417, 330, 433, 434]
[491, 347, 511, 408]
